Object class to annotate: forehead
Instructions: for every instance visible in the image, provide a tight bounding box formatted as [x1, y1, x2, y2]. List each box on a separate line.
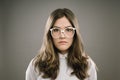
[53, 16, 72, 28]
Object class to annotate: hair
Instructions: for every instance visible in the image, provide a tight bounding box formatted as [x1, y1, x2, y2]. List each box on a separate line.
[33, 8, 89, 80]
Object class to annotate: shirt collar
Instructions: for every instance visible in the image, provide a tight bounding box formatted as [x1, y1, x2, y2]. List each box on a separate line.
[59, 53, 68, 59]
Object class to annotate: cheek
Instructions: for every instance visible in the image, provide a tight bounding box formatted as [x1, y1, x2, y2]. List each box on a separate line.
[52, 39, 58, 47]
[69, 39, 73, 46]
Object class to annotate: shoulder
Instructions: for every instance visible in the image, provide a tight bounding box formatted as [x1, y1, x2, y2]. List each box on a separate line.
[86, 56, 97, 80]
[26, 58, 38, 80]
[87, 56, 96, 68]
[26, 59, 35, 72]
[82, 52, 97, 69]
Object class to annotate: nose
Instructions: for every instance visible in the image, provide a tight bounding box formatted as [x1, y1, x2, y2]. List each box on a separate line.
[60, 30, 65, 38]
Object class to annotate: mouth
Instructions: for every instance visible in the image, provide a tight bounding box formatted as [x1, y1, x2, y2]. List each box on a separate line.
[59, 41, 67, 44]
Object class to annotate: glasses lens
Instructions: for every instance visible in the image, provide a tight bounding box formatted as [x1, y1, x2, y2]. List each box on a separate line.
[51, 28, 60, 38]
[65, 28, 75, 37]
[50, 27, 75, 38]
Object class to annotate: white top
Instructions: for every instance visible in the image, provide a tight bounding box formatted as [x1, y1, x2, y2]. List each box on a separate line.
[26, 54, 97, 80]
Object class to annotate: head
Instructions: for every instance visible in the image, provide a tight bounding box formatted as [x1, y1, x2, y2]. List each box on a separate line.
[44, 8, 84, 54]
[34, 8, 88, 80]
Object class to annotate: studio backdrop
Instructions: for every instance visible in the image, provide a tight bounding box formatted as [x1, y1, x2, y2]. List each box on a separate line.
[0, 0, 120, 80]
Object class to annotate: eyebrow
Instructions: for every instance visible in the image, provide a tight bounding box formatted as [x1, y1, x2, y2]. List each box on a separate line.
[53, 26, 73, 28]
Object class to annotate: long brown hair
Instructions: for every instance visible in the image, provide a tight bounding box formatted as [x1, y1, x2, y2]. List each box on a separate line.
[33, 8, 89, 80]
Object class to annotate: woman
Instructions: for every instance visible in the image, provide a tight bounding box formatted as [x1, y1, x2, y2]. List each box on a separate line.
[26, 8, 97, 80]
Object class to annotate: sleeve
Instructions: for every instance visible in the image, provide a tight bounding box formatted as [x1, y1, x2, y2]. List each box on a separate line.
[26, 59, 38, 80]
[87, 57, 97, 80]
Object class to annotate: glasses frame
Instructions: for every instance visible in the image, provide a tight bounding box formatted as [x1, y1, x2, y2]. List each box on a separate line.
[50, 27, 76, 39]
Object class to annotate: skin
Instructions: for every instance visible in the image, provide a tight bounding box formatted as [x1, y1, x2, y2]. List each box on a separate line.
[52, 16, 74, 54]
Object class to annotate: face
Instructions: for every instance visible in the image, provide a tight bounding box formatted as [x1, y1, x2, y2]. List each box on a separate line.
[52, 16, 74, 54]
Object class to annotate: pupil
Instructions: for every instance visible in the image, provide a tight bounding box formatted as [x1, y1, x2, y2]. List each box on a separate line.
[54, 29, 59, 32]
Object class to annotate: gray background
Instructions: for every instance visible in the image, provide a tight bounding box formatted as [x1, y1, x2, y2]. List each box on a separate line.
[0, 0, 120, 80]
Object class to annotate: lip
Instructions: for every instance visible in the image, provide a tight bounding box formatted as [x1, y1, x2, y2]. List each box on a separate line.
[59, 41, 67, 44]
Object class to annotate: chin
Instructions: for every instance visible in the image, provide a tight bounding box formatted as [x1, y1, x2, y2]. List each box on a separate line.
[58, 47, 69, 52]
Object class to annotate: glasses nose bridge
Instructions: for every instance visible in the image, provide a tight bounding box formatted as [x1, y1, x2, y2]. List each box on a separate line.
[60, 28, 65, 33]
[59, 29, 66, 37]
[61, 29, 64, 33]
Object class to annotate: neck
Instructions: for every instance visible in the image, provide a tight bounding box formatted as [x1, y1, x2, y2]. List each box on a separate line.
[60, 51, 68, 55]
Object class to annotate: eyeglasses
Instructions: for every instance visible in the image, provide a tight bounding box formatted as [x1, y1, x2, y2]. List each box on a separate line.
[50, 27, 76, 38]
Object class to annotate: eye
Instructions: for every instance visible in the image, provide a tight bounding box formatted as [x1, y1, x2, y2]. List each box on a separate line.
[65, 28, 73, 32]
[53, 28, 60, 32]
